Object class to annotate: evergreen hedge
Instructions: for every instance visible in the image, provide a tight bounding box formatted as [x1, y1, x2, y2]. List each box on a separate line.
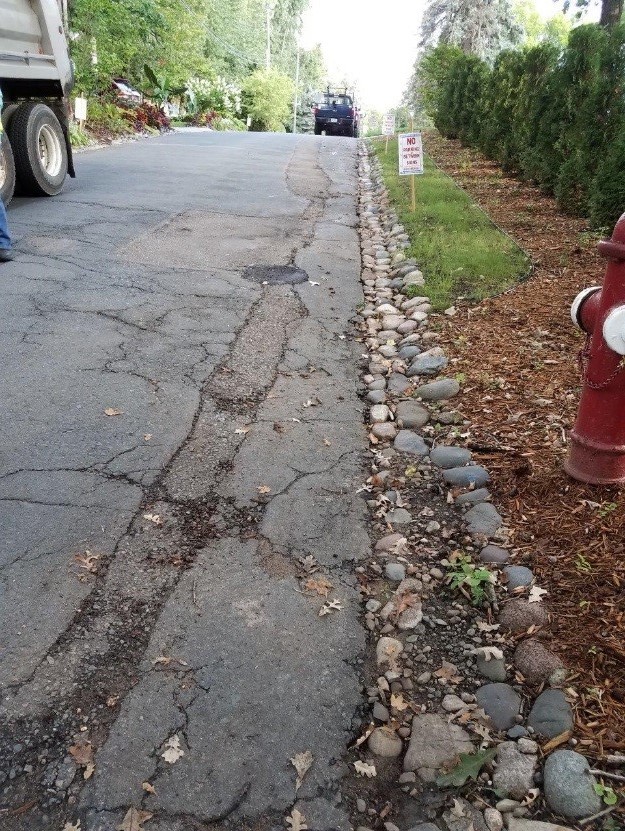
[427, 24, 625, 230]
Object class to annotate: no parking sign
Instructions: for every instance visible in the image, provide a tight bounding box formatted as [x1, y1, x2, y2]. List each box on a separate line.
[398, 132, 424, 176]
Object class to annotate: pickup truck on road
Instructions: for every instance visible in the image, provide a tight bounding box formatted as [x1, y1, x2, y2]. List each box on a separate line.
[1, 0, 75, 204]
[313, 89, 359, 138]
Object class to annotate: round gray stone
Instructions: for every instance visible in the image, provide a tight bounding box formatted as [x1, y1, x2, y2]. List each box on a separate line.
[389, 508, 412, 525]
[477, 656, 507, 682]
[480, 545, 511, 564]
[506, 725, 528, 739]
[368, 727, 403, 758]
[456, 488, 491, 506]
[388, 373, 412, 394]
[366, 390, 387, 405]
[514, 640, 564, 686]
[504, 566, 534, 590]
[493, 741, 537, 800]
[368, 378, 387, 390]
[443, 466, 491, 488]
[475, 683, 521, 731]
[394, 430, 428, 456]
[543, 750, 602, 819]
[430, 445, 472, 469]
[464, 503, 502, 537]
[395, 401, 430, 429]
[500, 599, 548, 633]
[527, 690, 573, 738]
[414, 378, 460, 401]
[406, 354, 448, 377]
[398, 345, 422, 361]
[385, 562, 406, 582]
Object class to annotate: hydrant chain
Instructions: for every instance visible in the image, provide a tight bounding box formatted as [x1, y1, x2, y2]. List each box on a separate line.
[578, 333, 625, 390]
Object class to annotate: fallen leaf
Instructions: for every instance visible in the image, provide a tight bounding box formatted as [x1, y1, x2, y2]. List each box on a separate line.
[350, 724, 374, 749]
[84, 762, 96, 780]
[117, 807, 153, 831]
[69, 740, 94, 767]
[74, 551, 100, 573]
[298, 555, 319, 574]
[304, 576, 333, 597]
[434, 660, 463, 684]
[436, 748, 497, 788]
[290, 750, 313, 790]
[257, 485, 271, 495]
[529, 585, 548, 603]
[319, 598, 342, 616]
[302, 398, 320, 408]
[308, 280, 320, 286]
[143, 434, 152, 441]
[106, 695, 119, 708]
[161, 734, 184, 764]
[62, 822, 81, 831]
[285, 808, 308, 831]
[151, 655, 172, 666]
[353, 760, 377, 777]
[390, 693, 409, 711]
[104, 407, 123, 417]
[143, 513, 163, 526]
[451, 798, 466, 817]
[235, 427, 250, 435]
[323, 438, 331, 446]
[142, 782, 156, 795]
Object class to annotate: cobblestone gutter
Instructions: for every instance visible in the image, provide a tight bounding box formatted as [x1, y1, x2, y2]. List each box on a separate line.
[345, 143, 622, 831]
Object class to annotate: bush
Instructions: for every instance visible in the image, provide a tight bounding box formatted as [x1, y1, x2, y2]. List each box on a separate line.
[424, 23, 625, 229]
[86, 99, 132, 135]
[242, 69, 294, 132]
[127, 102, 171, 132]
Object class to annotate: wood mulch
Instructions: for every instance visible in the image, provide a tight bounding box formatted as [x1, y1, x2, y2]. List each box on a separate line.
[424, 131, 625, 758]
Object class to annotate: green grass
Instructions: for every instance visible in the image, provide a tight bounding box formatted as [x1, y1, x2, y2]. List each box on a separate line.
[371, 137, 530, 310]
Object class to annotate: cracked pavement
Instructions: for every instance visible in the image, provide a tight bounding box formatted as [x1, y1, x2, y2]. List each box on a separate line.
[0, 130, 368, 830]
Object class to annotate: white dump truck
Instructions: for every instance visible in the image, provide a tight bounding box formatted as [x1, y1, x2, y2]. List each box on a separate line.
[0, 0, 75, 203]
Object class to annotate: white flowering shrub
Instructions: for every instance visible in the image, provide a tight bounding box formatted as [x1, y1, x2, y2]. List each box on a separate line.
[186, 75, 241, 118]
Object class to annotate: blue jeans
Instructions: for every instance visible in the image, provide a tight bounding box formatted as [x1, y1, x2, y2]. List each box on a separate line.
[0, 199, 11, 250]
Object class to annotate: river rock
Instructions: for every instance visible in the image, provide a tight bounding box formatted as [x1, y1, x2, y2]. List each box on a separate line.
[480, 545, 510, 564]
[385, 562, 406, 582]
[442, 798, 487, 831]
[507, 821, 575, 831]
[368, 726, 403, 758]
[370, 404, 391, 423]
[403, 713, 473, 776]
[527, 690, 573, 738]
[366, 390, 387, 405]
[484, 809, 504, 831]
[376, 636, 403, 668]
[504, 565, 534, 590]
[388, 373, 412, 394]
[398, 345, 422, 362]
[499, 599, 548, 633]
[389, 508, 412, 525]
[492, 742, 536, 799]
[476, 655, 507, 682]
[375, 533, 406, 552]
[382, 314, 404, 330]
[464, 503, 502, 537]
[415, 378, 460, 401]
[430, 445, 472, 469]
[403, 270, 425, 286]
[475, 683, 521, 730]
[443, 466, 491, 488]
[371, 422, 397, 441]
[456, 488, 491, 505]
[514, 640, 564, 686]
[395, 401, 430, 429]
[407, 352, 448, 377]
[543, 750, 602, 819]
[394, 430, 428, 455]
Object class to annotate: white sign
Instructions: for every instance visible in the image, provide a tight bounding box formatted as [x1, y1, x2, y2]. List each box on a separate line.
[398, 131, 424, 176]
[74, 97, 88, 122]
[382, 113, 395, 136]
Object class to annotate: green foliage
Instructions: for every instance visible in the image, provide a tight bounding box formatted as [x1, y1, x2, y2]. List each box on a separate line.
[594, 783, 618, 805]
[69, 123, 93, 148]
[243, 69, 294, 132]
[436, 748, 498, 787]
[422, 21, 625, 229]
[86, 99, 133, 134]
[448, 554, 495, 605]
[372, 139, 530, 309]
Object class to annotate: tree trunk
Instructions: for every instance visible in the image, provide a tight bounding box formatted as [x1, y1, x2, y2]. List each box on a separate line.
[600, 0, 624, 28]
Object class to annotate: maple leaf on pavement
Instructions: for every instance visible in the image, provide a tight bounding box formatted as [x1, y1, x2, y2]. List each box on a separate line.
[285, 807, 308, 831]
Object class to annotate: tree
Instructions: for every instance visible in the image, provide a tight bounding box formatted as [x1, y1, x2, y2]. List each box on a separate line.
[420, 0, 523, 61]
[564, 0, 623, 28]
[243, 68, 294, 131]
[514, 0, 571, 46]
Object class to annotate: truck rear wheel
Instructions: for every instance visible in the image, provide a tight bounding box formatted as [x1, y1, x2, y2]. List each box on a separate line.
[0, 133, 16, 205]
[9, 102, 68, 196]
[314, 123, 322, 135]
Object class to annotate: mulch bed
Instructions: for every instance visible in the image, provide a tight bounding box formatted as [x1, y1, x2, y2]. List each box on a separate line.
[424, 130, 625, 756]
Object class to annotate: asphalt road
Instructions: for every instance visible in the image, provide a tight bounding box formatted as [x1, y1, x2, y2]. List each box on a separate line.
[0, 130, 368, 830]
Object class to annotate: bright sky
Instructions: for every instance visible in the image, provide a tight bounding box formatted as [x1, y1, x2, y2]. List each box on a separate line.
[301, 0, 598, 113]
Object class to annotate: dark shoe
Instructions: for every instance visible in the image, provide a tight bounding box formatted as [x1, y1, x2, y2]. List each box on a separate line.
[0, 249, 13, 262]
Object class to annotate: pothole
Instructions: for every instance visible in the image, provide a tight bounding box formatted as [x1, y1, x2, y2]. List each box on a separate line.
[242, 265, 309, 285]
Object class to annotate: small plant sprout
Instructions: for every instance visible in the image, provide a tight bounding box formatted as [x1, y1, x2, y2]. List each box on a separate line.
[447, 554, 496, 606]
[593, 783, 618, 806]
[575, 553, 592, 573]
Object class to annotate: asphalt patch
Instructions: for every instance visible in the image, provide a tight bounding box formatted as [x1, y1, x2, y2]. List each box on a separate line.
[242, 265, 309, 285]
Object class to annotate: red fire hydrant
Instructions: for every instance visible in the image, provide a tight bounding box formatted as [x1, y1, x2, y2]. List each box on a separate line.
[566, 212, 625, 484]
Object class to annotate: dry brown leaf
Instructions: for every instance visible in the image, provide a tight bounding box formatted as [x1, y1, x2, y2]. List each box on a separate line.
[528, 585, 548, 603]
[257, 484, 271, 495]
[62, 822, 81, 831]
[117, 807, 153, 831]
[69, 740, 94, 767]
[390, 693, 409, 712]
[298, 555, 319, 574]
[84, 761, 96, 780]
[161, 734, 184, 764]
[74, 550, 100, 573]
[303, 576, 333, 597]
[235, 427, 250, 435]
[434, 660, 463, 684]
[323, 438, 331, 446]
[285, 808, 308, 831]
[290, 750, 313, 791]
[143, 513, 163, 526]
[104, 407, 123, 417]
[350, 724, 374, 749]
[142, 782, 156, 795]
[106, 695, 119, 708]
[472, 646, 504, 662]
[353, 760, 377, 777]
[143, 434, 152, 441]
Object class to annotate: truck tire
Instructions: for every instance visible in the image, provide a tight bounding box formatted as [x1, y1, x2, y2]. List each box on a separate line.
[314, 123, 322, 135]
[9, 102, 68, 196]
[1, 104, 20, 134]
[0, 133, 16, 205]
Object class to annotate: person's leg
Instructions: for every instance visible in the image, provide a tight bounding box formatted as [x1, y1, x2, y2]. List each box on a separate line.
[0, 199, 13, 260]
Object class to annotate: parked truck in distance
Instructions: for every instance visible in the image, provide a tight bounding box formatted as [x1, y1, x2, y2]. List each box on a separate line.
[0, 0, 75, 204]
[313, 88, 359, 138]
